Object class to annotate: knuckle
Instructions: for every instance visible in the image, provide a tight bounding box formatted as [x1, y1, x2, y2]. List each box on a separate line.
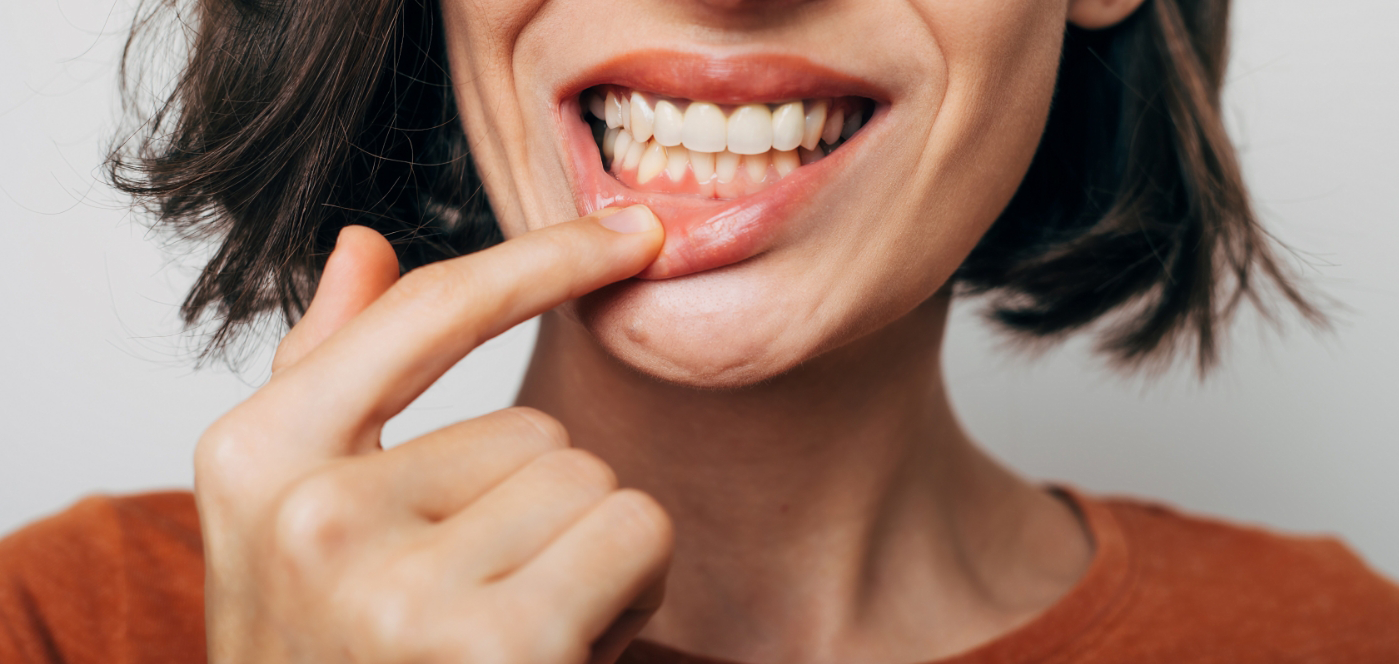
[272, 472, 360, 566]
[193, 411, 260, 496]
[606, 489, 675, 554]
[454, 613, 582, 664]
[345, 568, 430, 661]
[501, 406, 570, 450]
[538, 448, 617, 493]
[533, 229, 580, 265]
[531, 624, 589, 664]
[490, 600, 586, 664]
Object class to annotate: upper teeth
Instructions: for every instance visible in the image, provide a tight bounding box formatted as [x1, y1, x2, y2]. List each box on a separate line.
[590, 88, 865, 159]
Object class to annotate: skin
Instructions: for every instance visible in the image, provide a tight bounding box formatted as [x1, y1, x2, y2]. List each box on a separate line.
[198, 0, 1147, 662]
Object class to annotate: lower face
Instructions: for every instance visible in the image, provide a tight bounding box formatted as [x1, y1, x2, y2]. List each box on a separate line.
[439, 0, 1069, 388]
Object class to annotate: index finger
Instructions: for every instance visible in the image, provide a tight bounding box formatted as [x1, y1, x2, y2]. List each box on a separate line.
[263, 205, 662, 454]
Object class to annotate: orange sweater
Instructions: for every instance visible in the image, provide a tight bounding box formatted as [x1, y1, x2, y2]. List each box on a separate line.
[1, 490, 1396, 663]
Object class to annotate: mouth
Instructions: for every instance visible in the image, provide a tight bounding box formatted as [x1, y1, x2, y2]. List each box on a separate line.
[556, 51, 887, 280]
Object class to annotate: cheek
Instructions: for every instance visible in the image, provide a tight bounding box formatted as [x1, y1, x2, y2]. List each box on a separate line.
[439, 0, 551, 240]
[930, 0, 1068, 144]
[893, 0, 1068, 259]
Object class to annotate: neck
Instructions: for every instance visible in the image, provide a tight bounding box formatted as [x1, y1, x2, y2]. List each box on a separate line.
[516, 293, 1091, 664]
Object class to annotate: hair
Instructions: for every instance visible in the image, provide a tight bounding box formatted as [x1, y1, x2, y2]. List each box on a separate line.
[110, 0, 1320, 371]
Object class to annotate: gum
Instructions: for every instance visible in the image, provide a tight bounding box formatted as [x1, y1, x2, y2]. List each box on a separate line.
[610, 159, 781, 200]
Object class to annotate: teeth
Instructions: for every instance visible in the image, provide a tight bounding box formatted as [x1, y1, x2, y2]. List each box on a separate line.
[715, 150, 740, 183]
[666, 144, 690, 182]
[690, 149, 715, 183]
[821, 107, 844, 145]
[637, 141, 668, 184]
[590, 87, 867, 196]
[588, 93, 606, 121]
[842, 110, 862, 140]
[802, 100, 826, 151]
[605, 90, 623, 129]
[744, 151, 769, 182]
[770, 101, 805, 152]
[653, 99, 685, 147]
[682, 102, 727, 153]
[602, 127, 619, 160]
[622, 136, 646, 170]
[728, 104, 774, 155]
[773, 150, 800, 178]
[611, 129, 633, 166]
[630, 92, 654, 143]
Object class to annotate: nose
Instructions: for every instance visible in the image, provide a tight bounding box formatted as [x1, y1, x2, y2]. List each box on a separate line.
[692, 0, 815, 9]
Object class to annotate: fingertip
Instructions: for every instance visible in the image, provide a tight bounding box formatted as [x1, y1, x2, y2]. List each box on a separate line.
[328, 226, 399, 288]
[590, 205, 664, 274]
[596, 205, 660, 235]
[275, 227, 400, 373]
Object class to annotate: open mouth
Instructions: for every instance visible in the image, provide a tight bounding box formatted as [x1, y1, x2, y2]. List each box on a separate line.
[582, 86, 874, 200]
[554, 51, 889, 279]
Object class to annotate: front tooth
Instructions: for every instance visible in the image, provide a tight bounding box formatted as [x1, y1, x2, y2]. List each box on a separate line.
[637, 141, 668, 184]
[690, 149, 715, 183]
[605, 90, 623, 129]
[727, 104, 774, 155]
[802, 99, 827, 150]
[770, 101, 804, 152]
[602, 127, 620, 161]
[666, 145, 690, 182]
[682, 102, 727, 153]
[653, 99, 685, 147]
[744, 151, 770, 182]
[612, 129, 633, 168]
[773, 150, 799, 178]
[715, 150, 740, 183]
[588, 93, 606, 120]
[630, 92, 655, 143]
[841, 109, 862, 139]
[622, 136, 646, 170]
[822, 107, 844, 145]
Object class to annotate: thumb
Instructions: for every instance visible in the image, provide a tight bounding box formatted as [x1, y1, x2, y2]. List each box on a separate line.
[272, 226, 400, 373]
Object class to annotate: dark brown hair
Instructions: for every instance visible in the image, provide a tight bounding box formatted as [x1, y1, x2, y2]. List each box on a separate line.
[110, 0, 1319, 370]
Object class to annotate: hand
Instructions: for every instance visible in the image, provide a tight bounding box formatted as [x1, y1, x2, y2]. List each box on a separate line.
[195, 206, 672, 664]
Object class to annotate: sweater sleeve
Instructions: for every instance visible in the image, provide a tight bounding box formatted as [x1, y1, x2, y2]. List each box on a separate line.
[0, 493, 206, 664]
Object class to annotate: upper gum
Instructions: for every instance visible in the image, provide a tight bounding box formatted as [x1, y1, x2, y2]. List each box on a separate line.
[599, 85, 820, 109]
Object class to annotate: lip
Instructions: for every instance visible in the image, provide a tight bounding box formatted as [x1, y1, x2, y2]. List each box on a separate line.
[554, 50, 889, 280]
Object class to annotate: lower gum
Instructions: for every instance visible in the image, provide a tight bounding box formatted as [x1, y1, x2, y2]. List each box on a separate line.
[611, 159, 780, 199]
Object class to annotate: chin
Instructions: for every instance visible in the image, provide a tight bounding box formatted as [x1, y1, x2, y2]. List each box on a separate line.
[567, 258, 838, 389]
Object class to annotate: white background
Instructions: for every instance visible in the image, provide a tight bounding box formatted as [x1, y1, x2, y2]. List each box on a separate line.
[2, 0, 1396, 578]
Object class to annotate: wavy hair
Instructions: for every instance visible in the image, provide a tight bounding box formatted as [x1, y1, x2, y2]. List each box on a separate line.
[110, 0, 1320, 371]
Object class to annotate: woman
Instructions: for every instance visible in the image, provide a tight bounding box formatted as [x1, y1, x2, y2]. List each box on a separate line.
[2, 0, 1396, 661]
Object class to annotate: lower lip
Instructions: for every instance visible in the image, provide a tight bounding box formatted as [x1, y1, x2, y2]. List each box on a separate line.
[559, 97, 863, 280]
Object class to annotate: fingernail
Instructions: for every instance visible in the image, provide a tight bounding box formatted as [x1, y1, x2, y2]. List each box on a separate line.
[598, 205, 659, 234]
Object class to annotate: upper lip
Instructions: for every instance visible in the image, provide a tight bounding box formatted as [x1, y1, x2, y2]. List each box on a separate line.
[550, 49, 893, 279]
[556, 49, 890, 106]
